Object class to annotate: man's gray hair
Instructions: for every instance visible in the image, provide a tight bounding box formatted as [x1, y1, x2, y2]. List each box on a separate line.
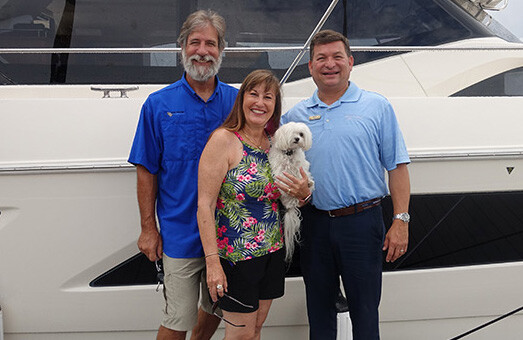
[177, 10, 226, 51]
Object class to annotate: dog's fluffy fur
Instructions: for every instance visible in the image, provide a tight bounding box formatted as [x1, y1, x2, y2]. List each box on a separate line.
[269, 122, 314, 261]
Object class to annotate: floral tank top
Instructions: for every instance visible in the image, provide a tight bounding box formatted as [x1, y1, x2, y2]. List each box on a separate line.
[215, 132, 283, 262]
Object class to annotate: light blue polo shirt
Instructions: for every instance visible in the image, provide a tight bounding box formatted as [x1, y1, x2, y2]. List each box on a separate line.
[282, 82, 409, 211]
[128, 74, 238, 258]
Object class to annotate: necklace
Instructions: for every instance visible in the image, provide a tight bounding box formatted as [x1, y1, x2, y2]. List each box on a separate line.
[241, 131, 265, 150]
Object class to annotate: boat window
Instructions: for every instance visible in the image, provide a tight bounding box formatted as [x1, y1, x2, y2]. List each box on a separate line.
[382, 191, 523, 272]
[341, 0, 481, 47]
[451, 67, 523, 97]
[90, 191, 523, 286]
[90, 253, 158, 287]
[1, 0, 492, 85]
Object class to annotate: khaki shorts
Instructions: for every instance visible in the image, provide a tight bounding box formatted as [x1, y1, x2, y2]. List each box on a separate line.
[160, 254, 214, 331]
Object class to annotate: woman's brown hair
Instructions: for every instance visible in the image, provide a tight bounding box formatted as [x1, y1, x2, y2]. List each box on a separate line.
[221, 69, 282, 136]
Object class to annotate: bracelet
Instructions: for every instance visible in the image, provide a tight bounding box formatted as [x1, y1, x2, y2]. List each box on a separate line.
[205, 252, 219, 259]
[299, 193, 312, 205]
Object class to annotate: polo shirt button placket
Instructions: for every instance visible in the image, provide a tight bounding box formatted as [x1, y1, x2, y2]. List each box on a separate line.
[324, 111, 332, 130]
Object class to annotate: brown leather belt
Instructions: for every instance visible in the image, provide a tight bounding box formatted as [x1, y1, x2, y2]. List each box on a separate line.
[320, 198, 382, 217]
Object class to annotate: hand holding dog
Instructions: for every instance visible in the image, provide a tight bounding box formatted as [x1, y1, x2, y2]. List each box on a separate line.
[276, 167, 312, 202]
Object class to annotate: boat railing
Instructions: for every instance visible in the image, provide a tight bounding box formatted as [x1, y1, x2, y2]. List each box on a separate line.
[2, 45, 522, 55]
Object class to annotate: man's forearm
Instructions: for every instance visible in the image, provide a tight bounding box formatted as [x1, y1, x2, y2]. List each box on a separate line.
[388, 163, 410, 214]
[136, 165, 158, 231]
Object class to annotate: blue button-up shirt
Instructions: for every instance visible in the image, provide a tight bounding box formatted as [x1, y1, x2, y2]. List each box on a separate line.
[282, 82, 409, 210]
[129, 74, 238, 258]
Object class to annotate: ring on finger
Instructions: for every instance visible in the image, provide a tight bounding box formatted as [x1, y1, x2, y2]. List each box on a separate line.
[400, 249, 405, 253]
[216, 284, 223, 290]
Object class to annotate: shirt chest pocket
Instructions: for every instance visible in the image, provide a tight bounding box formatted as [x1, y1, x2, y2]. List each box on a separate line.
[160, 109, 197, 161]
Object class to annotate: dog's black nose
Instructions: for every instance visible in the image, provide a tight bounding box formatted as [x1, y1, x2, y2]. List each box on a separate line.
[294, 137, 300, 143]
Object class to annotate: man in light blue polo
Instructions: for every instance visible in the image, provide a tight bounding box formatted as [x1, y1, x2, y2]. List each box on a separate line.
[281, 30, 411, 340]
[128, 10, 238, 340]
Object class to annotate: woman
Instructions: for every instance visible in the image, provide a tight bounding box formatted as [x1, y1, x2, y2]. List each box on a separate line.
[197, 70, 310, 339]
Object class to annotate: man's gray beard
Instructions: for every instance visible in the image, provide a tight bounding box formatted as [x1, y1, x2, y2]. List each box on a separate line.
[182, 52, 222, 82]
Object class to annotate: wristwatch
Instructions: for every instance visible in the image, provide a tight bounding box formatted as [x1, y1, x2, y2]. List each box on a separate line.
[393, 212, 410, 223]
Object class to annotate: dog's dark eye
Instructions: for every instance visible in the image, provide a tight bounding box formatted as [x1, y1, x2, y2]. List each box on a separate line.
[299, 133, 304, 137]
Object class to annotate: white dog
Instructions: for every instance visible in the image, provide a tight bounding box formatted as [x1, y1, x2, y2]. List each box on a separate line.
[269, 122, 314, 261]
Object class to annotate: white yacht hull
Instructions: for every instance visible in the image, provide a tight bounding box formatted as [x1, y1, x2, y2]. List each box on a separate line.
[2, 36, 523, 339]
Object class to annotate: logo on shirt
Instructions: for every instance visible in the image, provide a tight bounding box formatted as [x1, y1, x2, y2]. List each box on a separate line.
[167, 110, 184, 117]
[308, 115, 321, 121]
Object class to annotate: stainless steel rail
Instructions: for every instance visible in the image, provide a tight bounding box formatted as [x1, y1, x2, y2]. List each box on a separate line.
[1, 45, 523, 54]
[0, 162, 135, 174]
[279, 0, 340, 85]
[409, 150, 523, 160]
[1, 150, 521, 174]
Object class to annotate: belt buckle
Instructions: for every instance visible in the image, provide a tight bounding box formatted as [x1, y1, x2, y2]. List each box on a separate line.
[328, 210, 335, 218]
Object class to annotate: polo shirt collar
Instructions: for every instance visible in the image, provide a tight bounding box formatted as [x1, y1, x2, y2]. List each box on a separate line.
[181, 72, 222, 102]
[307, 81, 362, 108]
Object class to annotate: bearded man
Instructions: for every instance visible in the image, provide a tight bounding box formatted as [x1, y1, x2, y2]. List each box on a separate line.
[128, 10, 238, 340]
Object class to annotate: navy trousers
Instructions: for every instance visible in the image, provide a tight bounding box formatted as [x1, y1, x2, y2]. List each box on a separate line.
[300, 204, 385, 340]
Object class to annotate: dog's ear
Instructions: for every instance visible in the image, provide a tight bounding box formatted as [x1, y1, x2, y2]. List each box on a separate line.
[301, 124, 313, 151]
[272, 126, 285, 150]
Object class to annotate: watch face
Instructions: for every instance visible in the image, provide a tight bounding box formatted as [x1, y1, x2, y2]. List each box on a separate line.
[395, 213, 410, 223]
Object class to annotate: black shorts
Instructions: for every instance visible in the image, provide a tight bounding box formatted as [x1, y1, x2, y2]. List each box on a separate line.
[216, 248, 285, 313]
